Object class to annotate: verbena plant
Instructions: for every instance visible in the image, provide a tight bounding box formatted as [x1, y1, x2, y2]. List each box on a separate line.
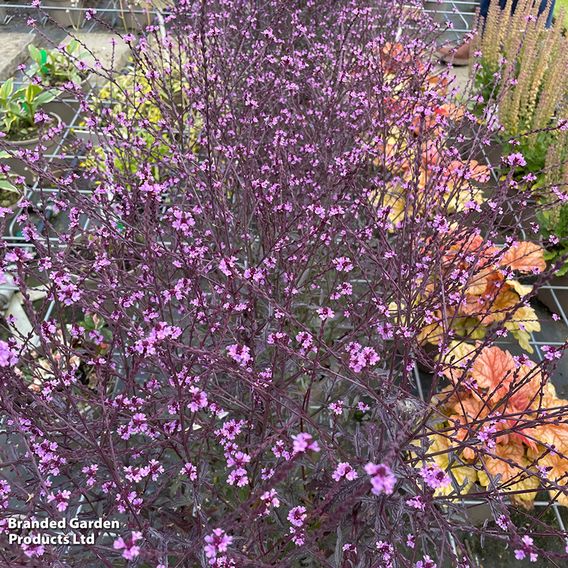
[0, 1, 567, 566]
[0, 150, 21, 208]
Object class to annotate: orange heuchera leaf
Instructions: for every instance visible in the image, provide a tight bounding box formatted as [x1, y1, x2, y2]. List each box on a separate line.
[471, 346, 516, 391]
[461, 286, 519, 325]
[481, 443, 526, 481]
[499, 242, 546, 274]
[535, 422, 568, 450]
[463, 267, 492, 296]
[483, 288, 520, 324]
[467, 160, 490, 183]
[508, 363, 545, 412]
[528, 448, 568, 506]
[478, 443, 539, 507]
[444, 235, 499, 281]
[434, 103, 464, 122]
[440, 341, 477, 382]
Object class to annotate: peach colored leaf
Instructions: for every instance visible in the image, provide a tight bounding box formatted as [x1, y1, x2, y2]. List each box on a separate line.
[499, 242, 546, 273]
[471, 346, 516, 391]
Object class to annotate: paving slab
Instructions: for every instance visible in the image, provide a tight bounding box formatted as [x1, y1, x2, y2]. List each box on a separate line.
[431, 61, 472, 95]
[0, 33, 35, 81]
[448, 64, 471, 94]
[70, 32, 131, 86]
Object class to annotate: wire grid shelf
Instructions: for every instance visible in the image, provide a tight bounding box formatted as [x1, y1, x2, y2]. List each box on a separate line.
[0, 0, 566, 562]
[0, 0, 165, 21]
[389, 2, 568, 559]
[412, 77, 568, 567]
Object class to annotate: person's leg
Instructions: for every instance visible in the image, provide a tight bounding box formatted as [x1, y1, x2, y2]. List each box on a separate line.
[479, 0, 491, 19]
[498, 0, 555, 27]
[437, 0, 556, 66]
[481, 0, 524, 19]
[540, 0, 556, 28]
[478, 0, 513, 22]
[498, 0, 518, 13]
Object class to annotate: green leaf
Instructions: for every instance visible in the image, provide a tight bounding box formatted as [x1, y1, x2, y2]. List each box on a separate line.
[66, 39, 79, 54]
[0, 179, 18, 192]
[24, 84, 42, 105]
[0, 78, 14, 103]
[28, 44, 41, 64]
[556, 262, 568, 277]
[34, 89, 57, 106]
[543, 249, 558, 261]
[8, 100, 24, 117]
[4, 114, 16, 133]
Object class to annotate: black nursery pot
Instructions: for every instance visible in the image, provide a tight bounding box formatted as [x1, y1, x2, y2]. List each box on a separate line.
[2, 115, 63, 186]
[44, 77, 91, 126]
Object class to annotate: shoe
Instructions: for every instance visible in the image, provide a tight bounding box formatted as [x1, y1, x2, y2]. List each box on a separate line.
[435, 41, 471, 67]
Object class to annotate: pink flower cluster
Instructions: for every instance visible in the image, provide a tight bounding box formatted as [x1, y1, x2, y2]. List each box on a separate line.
[288, 506, 307, 546]
[332, 462, 358, 482]
[113, 531, 143, 560]
[0, 340, 18, 367]
[364, 463, 396, 496]
[226, 343, 253, 367]
[346, 342, 380, 373]
[47, 490, 71, 512]
[292, 432, 320, 455]
[204, 528, 233, 565]
[419, 463, 451, 491]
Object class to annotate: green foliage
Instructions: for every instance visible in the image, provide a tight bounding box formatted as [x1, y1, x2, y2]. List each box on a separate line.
[28, 40, 87, 87]
[505, 132, 555, 181]
[0, 78, 57, 140]
[473, 59, 500, 111]
[83, 66, 201, 184]
[538, 205, 568, 275]
[0, 151, 21, 208]
[84, 71, 172, 181]
[77, 313, 113, 350]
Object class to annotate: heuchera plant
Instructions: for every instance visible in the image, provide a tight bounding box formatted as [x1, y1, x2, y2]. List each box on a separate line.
[431, 344, 568, 508]
[411, 235, 546, 353]
[0, 1, 567, 566]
